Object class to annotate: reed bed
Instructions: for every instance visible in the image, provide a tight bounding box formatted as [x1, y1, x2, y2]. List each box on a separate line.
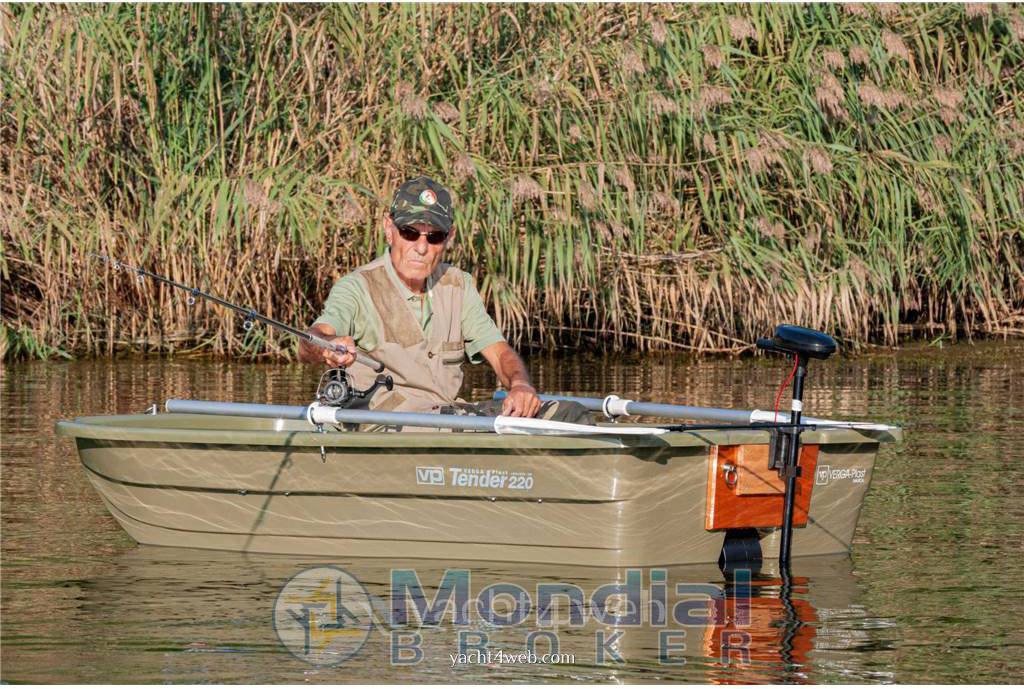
[2, 3, 1022, 360]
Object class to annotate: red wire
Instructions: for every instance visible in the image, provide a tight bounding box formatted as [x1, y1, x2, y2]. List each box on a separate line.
[774, 357, 799, 423]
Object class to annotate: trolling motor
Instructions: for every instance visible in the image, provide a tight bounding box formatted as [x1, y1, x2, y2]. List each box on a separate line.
[316, 368, 394, 409]
[756, 324, 837, 566]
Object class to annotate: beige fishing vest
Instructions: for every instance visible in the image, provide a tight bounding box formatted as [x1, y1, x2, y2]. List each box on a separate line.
[344, 255, 466, 413]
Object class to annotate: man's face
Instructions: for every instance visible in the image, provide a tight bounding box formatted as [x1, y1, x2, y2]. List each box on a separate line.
[385, 218, 452, 290]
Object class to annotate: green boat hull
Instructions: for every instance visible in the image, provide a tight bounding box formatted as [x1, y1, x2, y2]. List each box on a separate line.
[56, 413, 899, 566]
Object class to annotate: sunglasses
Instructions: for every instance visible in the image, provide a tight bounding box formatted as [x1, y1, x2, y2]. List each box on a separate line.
[396, 224, 449, 245]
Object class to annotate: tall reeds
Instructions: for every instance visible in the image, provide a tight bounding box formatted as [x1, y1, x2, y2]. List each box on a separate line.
[2, 3, 1022, 359]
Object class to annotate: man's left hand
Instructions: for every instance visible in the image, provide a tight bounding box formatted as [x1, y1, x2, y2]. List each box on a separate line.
[501, 384, 542, 418]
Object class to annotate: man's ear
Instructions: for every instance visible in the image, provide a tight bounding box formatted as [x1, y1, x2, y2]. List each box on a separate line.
[383, 215, 395, 246]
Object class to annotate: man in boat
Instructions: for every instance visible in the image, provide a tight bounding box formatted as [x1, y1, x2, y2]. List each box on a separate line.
[299, 176, 589, 423]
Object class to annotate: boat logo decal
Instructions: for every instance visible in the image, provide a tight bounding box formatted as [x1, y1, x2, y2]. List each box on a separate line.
[815, 465, 867, 485]
[449, 466, 534, 491]
[414, 465, 535, 491]
[815, 466, 830, 485]
[273, 566, 373, 666]
[415, 466, 445, 486]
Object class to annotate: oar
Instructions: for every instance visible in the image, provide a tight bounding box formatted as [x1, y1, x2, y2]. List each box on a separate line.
[491, 391, 896, 431]
[164, 399, 668, 436]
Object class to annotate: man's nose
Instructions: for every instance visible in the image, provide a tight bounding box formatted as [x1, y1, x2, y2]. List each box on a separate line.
[414, 235, 429, 253]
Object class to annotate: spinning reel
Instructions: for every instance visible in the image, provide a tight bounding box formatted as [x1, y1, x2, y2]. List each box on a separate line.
[315, 368, 394, 409]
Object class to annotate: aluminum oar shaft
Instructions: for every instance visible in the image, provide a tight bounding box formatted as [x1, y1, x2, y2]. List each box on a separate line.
[166, 400, 312, 421]
[166, 399, 495, 429]
[493, 392, 894, 430]
[165, 399, 667, 436]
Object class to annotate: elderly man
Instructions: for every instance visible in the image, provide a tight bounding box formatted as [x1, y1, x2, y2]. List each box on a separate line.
[299, 176, 588, 423]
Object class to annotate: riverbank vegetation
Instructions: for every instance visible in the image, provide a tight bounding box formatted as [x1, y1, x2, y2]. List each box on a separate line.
[2, 4, 1022, 359]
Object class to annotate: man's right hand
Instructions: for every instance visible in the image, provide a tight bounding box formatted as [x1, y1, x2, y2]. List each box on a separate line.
[322, 335, 357, 368]
[299, 324, 358, 367]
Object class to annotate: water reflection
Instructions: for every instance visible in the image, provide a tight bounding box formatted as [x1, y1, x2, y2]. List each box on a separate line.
[6, 544, 892, 683]
[3, 343, 1023, 682]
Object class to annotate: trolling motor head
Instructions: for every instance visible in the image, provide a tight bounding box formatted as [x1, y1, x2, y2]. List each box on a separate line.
[756, 324, 837, 361]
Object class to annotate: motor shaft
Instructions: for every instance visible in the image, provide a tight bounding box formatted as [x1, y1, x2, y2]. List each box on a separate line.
[778, 354, 807, 566]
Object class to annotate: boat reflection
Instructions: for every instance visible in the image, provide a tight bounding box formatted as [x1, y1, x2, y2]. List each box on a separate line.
[71, 548, 892, 683]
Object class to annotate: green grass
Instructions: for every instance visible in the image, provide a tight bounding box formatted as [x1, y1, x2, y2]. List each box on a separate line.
[1, 4, 1022, 359]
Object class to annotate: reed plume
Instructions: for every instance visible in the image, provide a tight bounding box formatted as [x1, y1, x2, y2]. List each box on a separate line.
[2, 3, 1022, 360]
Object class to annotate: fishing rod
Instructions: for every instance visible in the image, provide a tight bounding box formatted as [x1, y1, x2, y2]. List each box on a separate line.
[94, 254, 384, 373]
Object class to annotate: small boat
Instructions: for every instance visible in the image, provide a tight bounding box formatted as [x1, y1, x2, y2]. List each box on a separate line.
[56, 407, 898, 567]
[56, 324, 900, 567]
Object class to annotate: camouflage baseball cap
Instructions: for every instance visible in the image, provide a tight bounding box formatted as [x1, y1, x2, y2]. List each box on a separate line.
[389, 176, 454, 232]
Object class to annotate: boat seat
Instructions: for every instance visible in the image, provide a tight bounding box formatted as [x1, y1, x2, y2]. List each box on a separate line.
[757, 324, 837, 360]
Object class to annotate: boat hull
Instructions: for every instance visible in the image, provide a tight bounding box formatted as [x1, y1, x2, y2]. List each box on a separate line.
[57, 414, 898, 566]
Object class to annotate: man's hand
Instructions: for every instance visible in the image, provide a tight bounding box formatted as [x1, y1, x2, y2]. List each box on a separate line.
[298, 324, 357, 367]
[501, 383, 542, 418]
[321, 335, 357, 368]
[480, 342, 543, 418]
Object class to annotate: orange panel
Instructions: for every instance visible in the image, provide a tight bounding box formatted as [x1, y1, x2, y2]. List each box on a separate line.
[734, 445, 785, 496]
[704, 444, 819, 531]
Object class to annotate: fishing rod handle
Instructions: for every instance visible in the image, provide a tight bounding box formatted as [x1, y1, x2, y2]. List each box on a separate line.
[353, 352, 385, 372]
[307, 333, 384, 372]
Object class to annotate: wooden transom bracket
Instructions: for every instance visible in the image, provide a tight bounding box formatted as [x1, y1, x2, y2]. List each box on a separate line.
[705, 444, 819, 531]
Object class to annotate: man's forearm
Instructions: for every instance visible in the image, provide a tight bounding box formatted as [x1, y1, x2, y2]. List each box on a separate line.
[298, 323, 334, 364]
[479, 341, 541, 417]
[495, 346, 534, 390]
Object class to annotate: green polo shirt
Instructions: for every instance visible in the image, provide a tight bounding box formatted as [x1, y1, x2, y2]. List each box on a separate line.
[313, 252, 505, 364]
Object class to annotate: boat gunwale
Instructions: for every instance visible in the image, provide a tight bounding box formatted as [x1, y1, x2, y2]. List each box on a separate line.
[55, 413, 901, 448]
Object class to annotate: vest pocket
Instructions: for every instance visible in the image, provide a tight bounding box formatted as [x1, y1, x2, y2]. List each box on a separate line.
[440, 341, 465, 365]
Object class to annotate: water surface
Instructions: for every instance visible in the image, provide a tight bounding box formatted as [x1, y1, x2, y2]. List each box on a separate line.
[3, 342, 1023, 682]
